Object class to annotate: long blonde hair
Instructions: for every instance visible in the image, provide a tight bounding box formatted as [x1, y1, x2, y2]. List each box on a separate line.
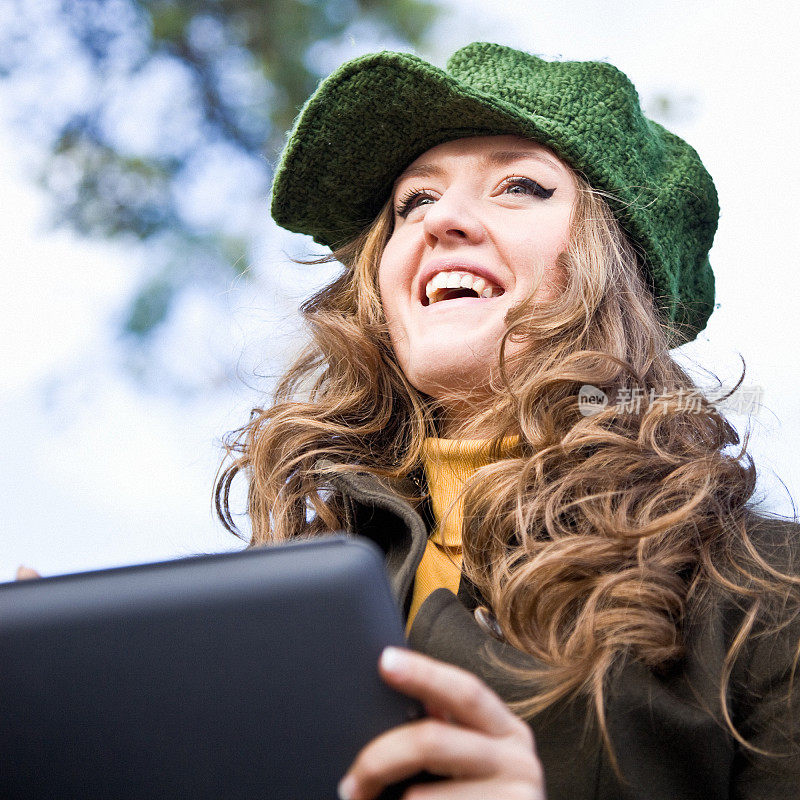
[216, 175, 799, 758]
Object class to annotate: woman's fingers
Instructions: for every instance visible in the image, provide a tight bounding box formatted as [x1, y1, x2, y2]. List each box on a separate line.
[340, 710, 542, 800]
[378, 647, 527, 739]
[337, 648, 543, 800]
[340, 719, 501, 799]
[397, 778, 538, 800]
[15, 565, 41, 580]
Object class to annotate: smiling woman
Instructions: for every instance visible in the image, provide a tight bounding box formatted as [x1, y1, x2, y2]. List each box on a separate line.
[216, 42, 800, 800]
[379, 136, 576, 421]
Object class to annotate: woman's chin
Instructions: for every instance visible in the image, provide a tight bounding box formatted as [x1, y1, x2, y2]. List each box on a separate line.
[405, 360, 495, 404]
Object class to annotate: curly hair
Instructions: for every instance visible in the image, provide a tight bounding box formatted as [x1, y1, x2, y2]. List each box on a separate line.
[215, 175, 799, 763]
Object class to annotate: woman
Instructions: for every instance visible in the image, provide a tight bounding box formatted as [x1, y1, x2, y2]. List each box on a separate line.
[216, 43, 800, 799]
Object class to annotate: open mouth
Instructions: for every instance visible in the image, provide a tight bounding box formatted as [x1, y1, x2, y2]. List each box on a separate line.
[423, 270, 504, 307]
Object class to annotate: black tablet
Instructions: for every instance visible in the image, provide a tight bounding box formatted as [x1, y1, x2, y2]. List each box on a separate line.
[0, 535, 420, 798]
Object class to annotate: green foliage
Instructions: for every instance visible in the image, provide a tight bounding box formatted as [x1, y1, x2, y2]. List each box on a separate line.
[1, 0, 438, 341]
[125, 276, 175, 335]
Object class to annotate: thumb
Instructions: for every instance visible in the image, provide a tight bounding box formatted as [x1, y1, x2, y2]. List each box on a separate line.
[16, 565, 41, 580]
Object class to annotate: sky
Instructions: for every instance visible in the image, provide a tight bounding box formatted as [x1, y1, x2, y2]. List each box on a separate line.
[2, 0, 799, 582]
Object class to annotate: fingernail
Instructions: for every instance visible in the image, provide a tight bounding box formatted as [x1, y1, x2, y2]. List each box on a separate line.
[337, 774, 356, 800]
[380, 646, 408, 674]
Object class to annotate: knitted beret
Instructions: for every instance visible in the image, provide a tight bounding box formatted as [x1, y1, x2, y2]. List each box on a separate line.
[271, 42, 718, 343]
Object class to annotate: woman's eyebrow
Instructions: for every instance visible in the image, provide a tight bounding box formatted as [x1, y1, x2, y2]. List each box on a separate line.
[394, 163, 446, 184]
[394, 150, 564, 187]
[484, 150, 563, 174]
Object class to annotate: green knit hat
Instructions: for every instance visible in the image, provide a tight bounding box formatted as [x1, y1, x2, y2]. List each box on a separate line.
[271, 42, 718, 343]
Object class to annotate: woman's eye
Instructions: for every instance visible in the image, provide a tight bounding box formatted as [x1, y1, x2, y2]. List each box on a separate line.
[502, 177, 556, 200]
[394, 177, 555, 217]
[395, 189, 437, 218]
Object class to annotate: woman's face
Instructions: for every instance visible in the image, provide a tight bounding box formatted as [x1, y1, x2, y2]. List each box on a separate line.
[378, 134, 577, 405]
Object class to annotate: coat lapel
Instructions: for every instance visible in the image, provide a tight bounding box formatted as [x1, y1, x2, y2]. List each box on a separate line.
[326, 467, 428, 613]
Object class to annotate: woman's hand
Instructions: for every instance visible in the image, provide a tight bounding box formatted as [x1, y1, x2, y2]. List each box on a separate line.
[16, 566, 41, 580]
[338, 647, 546, 800]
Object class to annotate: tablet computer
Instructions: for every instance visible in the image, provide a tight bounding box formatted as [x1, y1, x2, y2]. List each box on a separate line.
[0, 535, 421, 798]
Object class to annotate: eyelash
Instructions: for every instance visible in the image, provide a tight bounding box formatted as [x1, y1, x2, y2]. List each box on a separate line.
[394, 176, 556, 218]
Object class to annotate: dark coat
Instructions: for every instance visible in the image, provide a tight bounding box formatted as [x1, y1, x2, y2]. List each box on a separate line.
[330, 467, 800, 800]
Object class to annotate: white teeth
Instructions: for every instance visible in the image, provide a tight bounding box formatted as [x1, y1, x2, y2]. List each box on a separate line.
[423, 269, 504, 305]
[432, 272, 449, 290]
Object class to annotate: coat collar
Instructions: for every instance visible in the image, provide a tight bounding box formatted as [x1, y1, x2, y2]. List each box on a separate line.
[322, 462, 428, 611]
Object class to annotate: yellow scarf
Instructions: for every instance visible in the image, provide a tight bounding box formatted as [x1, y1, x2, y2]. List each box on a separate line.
[406, 436, 519, 631]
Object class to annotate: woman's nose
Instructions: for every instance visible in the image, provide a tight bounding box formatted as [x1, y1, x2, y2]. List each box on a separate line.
[422, 192, 485, 247]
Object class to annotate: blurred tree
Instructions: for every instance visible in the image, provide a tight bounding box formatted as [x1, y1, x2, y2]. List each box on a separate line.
[0, 0, 438, 347]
